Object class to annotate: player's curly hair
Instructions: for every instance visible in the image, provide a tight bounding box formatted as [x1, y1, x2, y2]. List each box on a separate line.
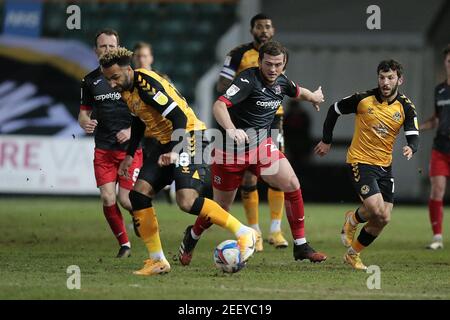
[250, 13, 271, 28]
[99, 47, 133, 68]
[377, 59, 403, 77]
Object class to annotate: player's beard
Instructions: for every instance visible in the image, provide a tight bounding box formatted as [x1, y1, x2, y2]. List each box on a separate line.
[379, 81, 399, 99]
[117, 72, 132, 93]
[254, 34, 271, 46]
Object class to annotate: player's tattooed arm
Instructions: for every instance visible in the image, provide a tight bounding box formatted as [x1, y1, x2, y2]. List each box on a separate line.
[419, 113, 438, 131]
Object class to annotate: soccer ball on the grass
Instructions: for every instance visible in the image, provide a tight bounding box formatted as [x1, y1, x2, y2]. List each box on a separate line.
[214, 240, 246, 273]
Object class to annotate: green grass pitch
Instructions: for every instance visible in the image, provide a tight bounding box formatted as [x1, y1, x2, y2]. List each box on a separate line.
[0, 197, 449, 299]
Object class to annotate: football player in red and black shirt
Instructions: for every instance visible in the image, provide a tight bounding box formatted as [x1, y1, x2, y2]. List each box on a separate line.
[79, 29, 143, 258]
[420, 44, 450, 250]
[179, 41, 327, 265]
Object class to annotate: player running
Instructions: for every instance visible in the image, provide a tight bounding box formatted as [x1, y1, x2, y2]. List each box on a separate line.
[419, 44, 450, 250]
[315, 59, 419, 270]
[99, 47, 256, 276]
[180, 13, 288, 256]
[179, 41, 327, 265]
[214, 13, 288, 251]
[78, 29, 143, 258]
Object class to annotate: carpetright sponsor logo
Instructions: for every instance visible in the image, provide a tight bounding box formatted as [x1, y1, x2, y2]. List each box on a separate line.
[94, 92, 121, 101]
[256, 100, 281, 109]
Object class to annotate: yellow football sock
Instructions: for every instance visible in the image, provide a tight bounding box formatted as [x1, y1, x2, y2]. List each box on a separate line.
[241, 189, 259, 226]
[268, 188, 284, 221]
[133, 207, 163, 257]
[198, 198, 243, 234]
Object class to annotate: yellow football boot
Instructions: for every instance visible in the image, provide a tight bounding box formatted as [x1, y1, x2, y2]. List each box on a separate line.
[237, 229, 257, 262]
[343, 252, 367, 270]
[255, 231, 263, 252]
[268, 231, 289, 248]
[133, 258, 171, 276]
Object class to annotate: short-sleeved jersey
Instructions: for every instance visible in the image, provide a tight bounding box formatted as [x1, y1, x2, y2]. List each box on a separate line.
[433, 82, 450, 153]
[121, 68, 206, 145]
[218, 67, 299, 149]
[80, 67, 132, 151]
[334, 88, 419, 166]
[219, 42, 284, 116]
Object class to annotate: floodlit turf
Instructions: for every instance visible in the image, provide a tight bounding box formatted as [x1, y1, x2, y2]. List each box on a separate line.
[0, 197, 449, 300]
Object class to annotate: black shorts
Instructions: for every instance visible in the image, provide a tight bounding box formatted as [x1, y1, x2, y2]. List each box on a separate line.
[270, 114, 284, 153]
[142, 137, 160, 162]
[347, 163, 394, 203]
[138, 130, 211, 195]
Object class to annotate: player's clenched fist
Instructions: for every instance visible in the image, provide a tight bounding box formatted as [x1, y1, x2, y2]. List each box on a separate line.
[227, 128, 249, 145]
[158, 152, 179, 167]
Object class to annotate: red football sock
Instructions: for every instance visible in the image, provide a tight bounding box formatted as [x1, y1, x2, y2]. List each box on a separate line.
[192, 215, 213, 237]
[284, 189, 305, 239]
[429, 199, 443, 235]
[103, 204, 129, 246]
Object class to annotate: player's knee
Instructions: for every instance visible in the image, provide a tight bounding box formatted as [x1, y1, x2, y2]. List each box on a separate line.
[241, 184, 257, 197]
[176, 192, 197, 213]
[367, 202, 384, 219]
[379, 213, 391, 226]
[214, 198, 230, 211]
[100, 190, 116, 207]
[176, 195, 195, 213]
[129, 190, 152, 211]
[279, 175, 300, 192]
[242, 172, 257, 186]
[430, 184, 445, 200]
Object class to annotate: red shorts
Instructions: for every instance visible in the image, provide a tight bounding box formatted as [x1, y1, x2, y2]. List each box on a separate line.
[211, 137, 285, 191]
[93, 148, 143, 190]
[429, 149, 450, 177]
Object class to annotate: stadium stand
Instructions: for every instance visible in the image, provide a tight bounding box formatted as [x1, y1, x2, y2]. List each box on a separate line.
[40, 1, 238, 105]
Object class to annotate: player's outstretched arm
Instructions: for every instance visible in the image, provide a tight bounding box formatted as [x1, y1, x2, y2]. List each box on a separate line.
[419, 113, 438, 131]
[297, 86, 324, 111]
[314, 102, 342, 157]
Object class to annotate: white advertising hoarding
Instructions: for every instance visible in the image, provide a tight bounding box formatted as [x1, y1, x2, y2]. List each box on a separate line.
[0, 135, 98, 195]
